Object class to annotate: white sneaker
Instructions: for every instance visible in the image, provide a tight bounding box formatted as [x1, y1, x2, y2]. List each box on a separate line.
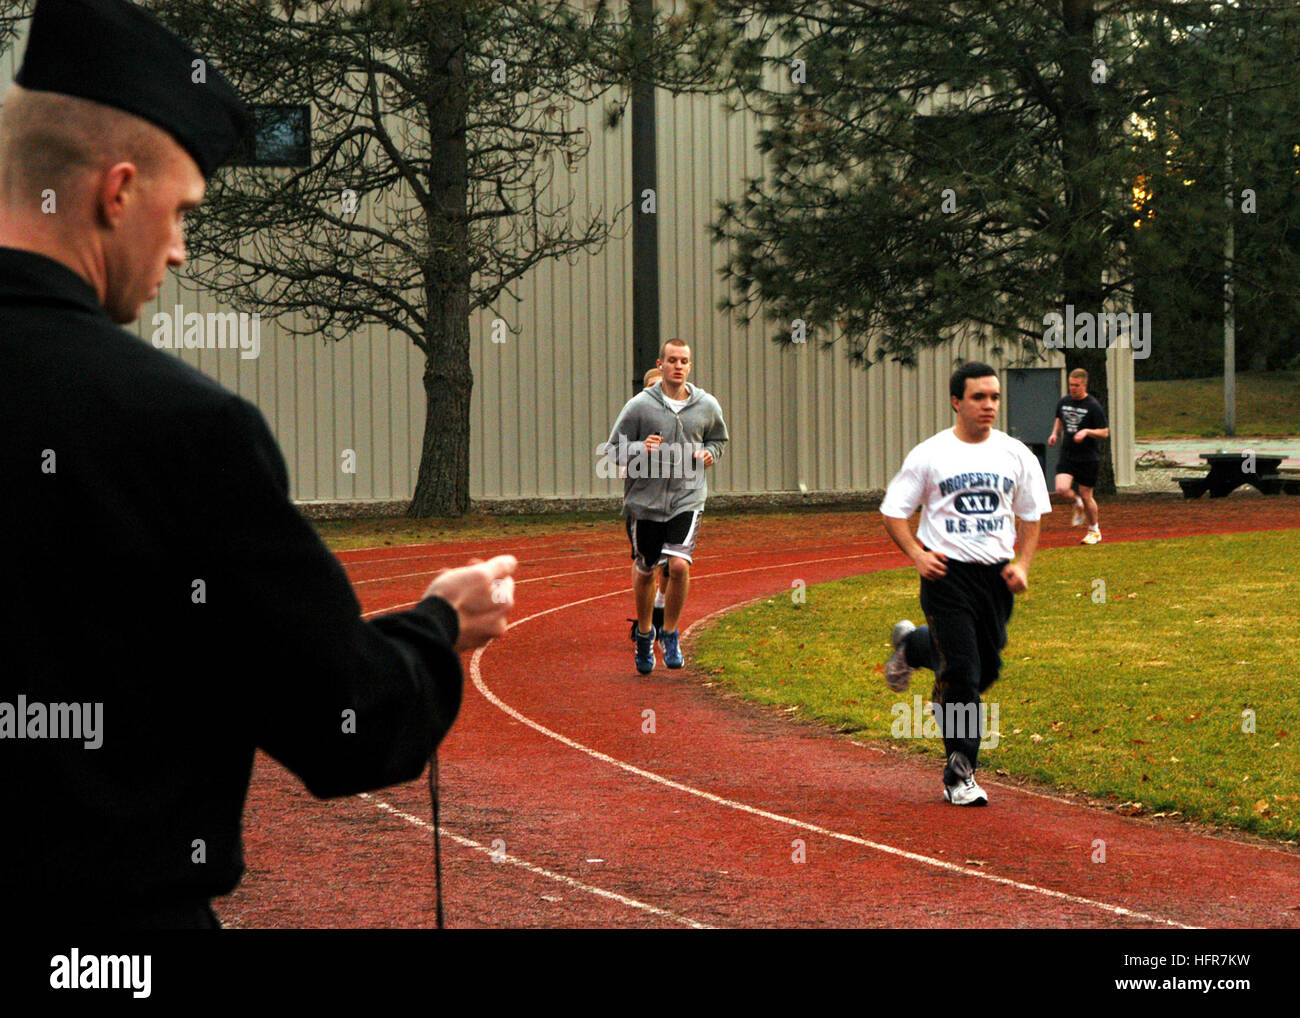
[884, 619, 916, 692]
[1081, 529, 1101, 545]
[942, 751, 988, 806]
[1071, 500, 1086, 527]
[944, 775, 989, 806]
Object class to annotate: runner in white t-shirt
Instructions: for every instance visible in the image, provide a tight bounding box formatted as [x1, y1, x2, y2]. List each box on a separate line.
[879, 362, 1052, 806]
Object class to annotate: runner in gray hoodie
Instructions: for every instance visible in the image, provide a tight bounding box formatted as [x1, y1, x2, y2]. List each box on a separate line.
[602, 340, 729, 674]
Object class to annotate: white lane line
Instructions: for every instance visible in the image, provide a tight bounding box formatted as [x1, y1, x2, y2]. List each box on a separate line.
[357, 527, 1300, 929]
[357, 793, 715, 929]
[461, 551, 1196, 930]
[346, 537, 898, 588]
[352, 562, 622, 589]
[359, 543, 1199, 926]
[354, 549, 898, 929]
[359, 550, 899, 619]
[470, 648, 1193, 929]
[686, 587, 1300, 863]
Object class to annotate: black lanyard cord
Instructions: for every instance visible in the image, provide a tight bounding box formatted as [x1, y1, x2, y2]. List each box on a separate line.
[429, 750, 444, 929]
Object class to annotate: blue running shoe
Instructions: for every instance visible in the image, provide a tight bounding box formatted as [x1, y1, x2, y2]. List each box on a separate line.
[634, 628, 656, 674]
[661, 629, 684, 669]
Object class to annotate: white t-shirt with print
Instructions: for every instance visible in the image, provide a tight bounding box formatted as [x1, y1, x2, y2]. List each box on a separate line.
[880, 428, 1052, 564]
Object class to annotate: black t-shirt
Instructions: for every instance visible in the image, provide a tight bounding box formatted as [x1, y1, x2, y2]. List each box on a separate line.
[1055, 394, 1108, 462]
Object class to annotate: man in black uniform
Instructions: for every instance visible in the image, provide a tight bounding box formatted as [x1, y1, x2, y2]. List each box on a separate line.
[1048, 368, 1110, 544]
[0, 0, 516, 929]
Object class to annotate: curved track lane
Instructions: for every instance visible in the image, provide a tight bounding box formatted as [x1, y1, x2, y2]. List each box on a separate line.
[219, 500, 1300, 928]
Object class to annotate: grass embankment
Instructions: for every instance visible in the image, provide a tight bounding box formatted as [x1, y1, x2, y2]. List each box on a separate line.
[313, 511, 615, 551]
[693, 530, 1300, 840]
[1136, 371, 1300, 439]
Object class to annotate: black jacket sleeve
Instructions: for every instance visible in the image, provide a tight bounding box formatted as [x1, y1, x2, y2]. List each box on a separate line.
[163, 394, 463, 798]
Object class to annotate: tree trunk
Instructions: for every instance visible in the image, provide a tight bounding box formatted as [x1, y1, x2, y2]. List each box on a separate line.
[1059, 0, 1115, 493]
[410, 318, 473, 517]
[409, 1, 473, 517]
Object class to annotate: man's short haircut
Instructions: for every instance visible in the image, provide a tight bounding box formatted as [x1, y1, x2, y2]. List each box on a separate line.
[659, 338, 690, 360]
[642, 367, 662, 388]
[949, 361, 998, 401]
[1069, 368, 1089, 383]
[0, 84, 174, 209]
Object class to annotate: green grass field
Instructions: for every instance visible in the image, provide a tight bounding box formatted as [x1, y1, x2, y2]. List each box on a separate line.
[1136, 371, 1300, 438]
[693, 530, 1300, 841]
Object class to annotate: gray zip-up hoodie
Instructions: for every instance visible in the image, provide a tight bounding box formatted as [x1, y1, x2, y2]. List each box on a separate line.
[602, 382, 729, 522]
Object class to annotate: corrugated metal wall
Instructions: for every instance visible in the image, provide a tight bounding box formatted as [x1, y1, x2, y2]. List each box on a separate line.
[1, 10, 1134, 503]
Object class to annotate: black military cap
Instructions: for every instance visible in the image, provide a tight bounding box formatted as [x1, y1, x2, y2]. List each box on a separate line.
[15, 0, 250, 178]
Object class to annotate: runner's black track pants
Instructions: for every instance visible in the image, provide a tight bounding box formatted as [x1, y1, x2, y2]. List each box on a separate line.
[902, 558, 1014, 783]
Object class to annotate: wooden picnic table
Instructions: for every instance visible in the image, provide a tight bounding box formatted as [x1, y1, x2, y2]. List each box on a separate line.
[1176, 452, 1289, 498]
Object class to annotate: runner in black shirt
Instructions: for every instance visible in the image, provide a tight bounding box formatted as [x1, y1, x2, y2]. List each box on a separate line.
[1048, 369, 1109, 544]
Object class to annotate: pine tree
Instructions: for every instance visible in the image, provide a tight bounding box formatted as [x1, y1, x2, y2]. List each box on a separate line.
[709, 0, 1300, 486]
[142, 0, 722, 515]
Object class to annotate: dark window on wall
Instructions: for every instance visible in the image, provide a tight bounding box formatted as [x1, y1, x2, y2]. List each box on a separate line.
[230, 105, 311, 167]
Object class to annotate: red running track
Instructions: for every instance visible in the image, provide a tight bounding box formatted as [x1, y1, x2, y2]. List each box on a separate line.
[218, 499, 1300, 928]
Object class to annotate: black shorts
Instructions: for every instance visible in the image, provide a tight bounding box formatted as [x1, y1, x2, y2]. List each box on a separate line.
[626, 510, 701, 574]
[1056, 456, 1099, 489]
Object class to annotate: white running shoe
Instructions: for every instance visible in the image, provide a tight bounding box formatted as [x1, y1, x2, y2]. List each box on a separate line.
[1071, 499, 1086, 527]
[1081, 529, 1101, 545]
[942, 751, 988, 806]
[884, 619, 916, 692]
[944, 775, 989, 806]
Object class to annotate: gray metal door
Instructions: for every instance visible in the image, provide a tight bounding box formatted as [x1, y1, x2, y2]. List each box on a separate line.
[1005, 368, 1063, 480]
